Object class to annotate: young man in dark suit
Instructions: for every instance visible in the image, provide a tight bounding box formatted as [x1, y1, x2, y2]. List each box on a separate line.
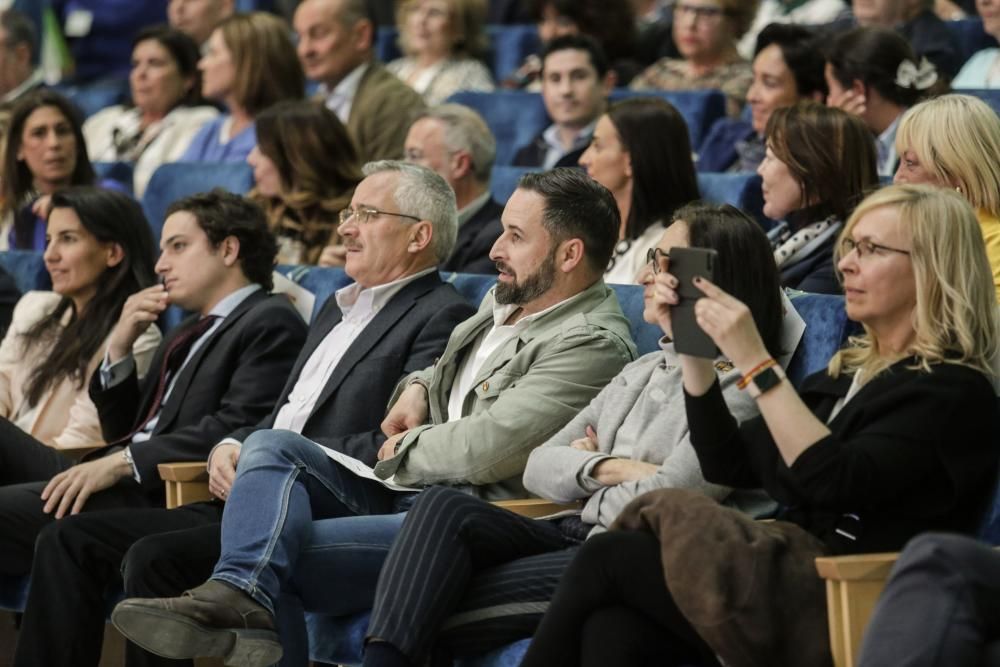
[0, 189, 306, 580]
[11, 163, 475, 667]
[404, 104, 504, 275]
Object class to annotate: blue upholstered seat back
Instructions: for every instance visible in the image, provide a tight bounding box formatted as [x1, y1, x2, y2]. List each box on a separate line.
[607, 89, 726, 149]
[141, 162, 254, 242]
[696, 172, 773, 230]
[447, 91, 550, 167]
[0, 250, 51, 293]
[52, 77, 130, 118]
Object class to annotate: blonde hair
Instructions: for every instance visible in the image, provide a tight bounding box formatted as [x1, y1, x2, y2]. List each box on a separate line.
[830, 184, 999, 380]
[397, 0, 488, 58]
[895, 94, 1000, 218]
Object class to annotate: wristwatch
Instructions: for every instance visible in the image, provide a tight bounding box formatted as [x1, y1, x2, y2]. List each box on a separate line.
[747, 365, 787, 399]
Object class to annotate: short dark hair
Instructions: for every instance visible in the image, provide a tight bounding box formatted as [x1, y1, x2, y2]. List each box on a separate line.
[0, 9, 36, 54]
[167, 189, 277, 290]
[825, 27, 926, 108]
[131, 25, 206, 107]
[516, 167, 619, 275]
[606, 97, 700, 241]
[676, 202, 783, 358]
[531, 0, 636, 64]
[541, 34, 609, 79]
[754, 23, 827, 100]
[765, 102, 879, 221]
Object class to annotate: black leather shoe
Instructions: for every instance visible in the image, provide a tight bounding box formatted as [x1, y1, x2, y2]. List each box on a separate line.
[111, 580, 282, 667]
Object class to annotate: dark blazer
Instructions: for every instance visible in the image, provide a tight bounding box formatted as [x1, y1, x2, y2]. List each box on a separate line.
[347, 61, 427, 163]
[686, 358, 1000, 555]
[228, 271, 476, 466]
[441, 198, 504, 275]
[696, 118, 755, 173]
[87, 290, 307, 494]
[512, 132, 588, 169]
[780, 231, 841, 295]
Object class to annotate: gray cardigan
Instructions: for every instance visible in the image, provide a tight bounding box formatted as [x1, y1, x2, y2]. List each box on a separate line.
[523, 341, 773, 533]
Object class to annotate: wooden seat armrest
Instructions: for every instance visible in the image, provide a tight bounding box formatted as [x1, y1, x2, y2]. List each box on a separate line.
[815, 552, 899, 582]
[157, 461, 210, 482]
[493, 498, 582, 519]
[816, 552, 900, 667]
[158, 461, 212, 509]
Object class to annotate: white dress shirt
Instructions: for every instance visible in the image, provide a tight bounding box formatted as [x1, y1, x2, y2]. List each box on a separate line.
[320, 63, 369, 124]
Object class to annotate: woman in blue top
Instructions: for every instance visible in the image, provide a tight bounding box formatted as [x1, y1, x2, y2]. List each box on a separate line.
[180, 12, 304, 163]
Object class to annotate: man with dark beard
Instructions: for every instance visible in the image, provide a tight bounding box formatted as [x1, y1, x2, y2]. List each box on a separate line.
[111, 168, 637, 667]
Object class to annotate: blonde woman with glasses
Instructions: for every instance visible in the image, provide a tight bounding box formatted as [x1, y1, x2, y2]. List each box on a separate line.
[521, 184, 1000, 667]
[893, 93, 1000, 302]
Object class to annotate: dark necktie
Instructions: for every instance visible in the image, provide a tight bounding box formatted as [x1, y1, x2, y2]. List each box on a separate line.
[124, 315, 220, 441]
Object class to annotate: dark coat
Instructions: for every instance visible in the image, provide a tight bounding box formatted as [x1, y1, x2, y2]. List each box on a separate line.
[441, 198, 504, 275]
[87, 291, 307, 496]
[512, 133, 587, 169]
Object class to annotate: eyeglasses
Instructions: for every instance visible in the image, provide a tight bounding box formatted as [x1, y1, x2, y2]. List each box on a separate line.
[673, 3, 727, 22]
[645, 247, 670, 274]
[338, 206, 422, 227]
[840, 238, 912, 260]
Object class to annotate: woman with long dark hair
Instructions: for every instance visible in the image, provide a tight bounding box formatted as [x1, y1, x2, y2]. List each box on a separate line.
[579, 97, 700, 283]
[0, 187, 160, 454]
[246, 100, 362, 266]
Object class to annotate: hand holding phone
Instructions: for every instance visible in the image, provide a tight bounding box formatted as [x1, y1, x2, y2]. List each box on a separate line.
[667, 247, 718, 359]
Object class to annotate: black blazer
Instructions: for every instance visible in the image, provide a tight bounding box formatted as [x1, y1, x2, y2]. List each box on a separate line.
[687, 358, 1000, 555]
[512, 132, 587, 169]
[441, 198, 503, 275]
[88, 290, 307, 494]
[228, 271, 476, 466]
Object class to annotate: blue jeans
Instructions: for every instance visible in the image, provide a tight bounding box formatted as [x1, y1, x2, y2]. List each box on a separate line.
[211, 430, 414, 612]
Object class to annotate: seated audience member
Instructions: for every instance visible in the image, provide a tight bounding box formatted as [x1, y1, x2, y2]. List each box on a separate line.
[0, 188, 160, 456]
[401, 104, 503, 274]
[84, 26, 219, 197]
[110, 167, 637, 666]
[181, 13, 305, 163]
[630, 0, 760, 117]
[580, 97, 700, 284]
[0, 91, 120, 251]
[168, 0, 235, 47]
[828, 0, 962, 81]
[825, 27, 934, 178]
[12, 162, 475, 667]
[893, 94, 1000, 302]
[507, 0, 641, 88]
[520, 184, 1000, 667]
[737, 0, 847, 58]
[295, 0, 427, 162]
[857, 533, 1000, 667]
[761, 102, 879, 294]
[0, 9, 44, 105]
[513, 35, 613, 169]
[0, 189, 307, 580]
[698, 23, 827, 173]
[361, 202, 784, 667]
[952, 0, 1000, 88]
[247, 100, 362, 266]
[387, 0, 495, 105]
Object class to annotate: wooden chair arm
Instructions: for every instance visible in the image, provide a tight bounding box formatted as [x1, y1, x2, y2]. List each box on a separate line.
[157, 461, 212, 509]
[493, 498, 582, 518]
[815, 552, 900, 667]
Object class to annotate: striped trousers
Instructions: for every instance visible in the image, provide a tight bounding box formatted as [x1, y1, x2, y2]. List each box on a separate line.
[367, 486, 582, 662]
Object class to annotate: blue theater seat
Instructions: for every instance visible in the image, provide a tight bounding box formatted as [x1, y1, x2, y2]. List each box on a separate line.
[489, 165, 533, 204]
[141, 162, 254, 242]
[608, 89, 727, 150]
[448, 91, 550, 167]
[52, 77, 130, 119]
[954, 89, 1000, 116]
[93, 161, 136, 197]
[696, 172, 773, 230]
[0, 250, 50, 293]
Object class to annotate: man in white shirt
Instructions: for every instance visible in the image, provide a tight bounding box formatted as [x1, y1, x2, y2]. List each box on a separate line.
[112, 168, 637, 667]
[11, 165, 473, 667]
[294, 0, 426, 162]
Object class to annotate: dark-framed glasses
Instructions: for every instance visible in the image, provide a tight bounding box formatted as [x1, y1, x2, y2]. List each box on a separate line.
[840, 237, 911, 260]
[338, 206, 422, 227]
[646, 247, 670, 274]
[673, 2, 726, 22]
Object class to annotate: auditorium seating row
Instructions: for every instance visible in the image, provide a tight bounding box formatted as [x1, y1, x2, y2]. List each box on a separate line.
[8, 246, 992, 667]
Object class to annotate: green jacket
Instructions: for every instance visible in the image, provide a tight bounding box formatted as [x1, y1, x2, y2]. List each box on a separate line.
[374, 280, 637, 499]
